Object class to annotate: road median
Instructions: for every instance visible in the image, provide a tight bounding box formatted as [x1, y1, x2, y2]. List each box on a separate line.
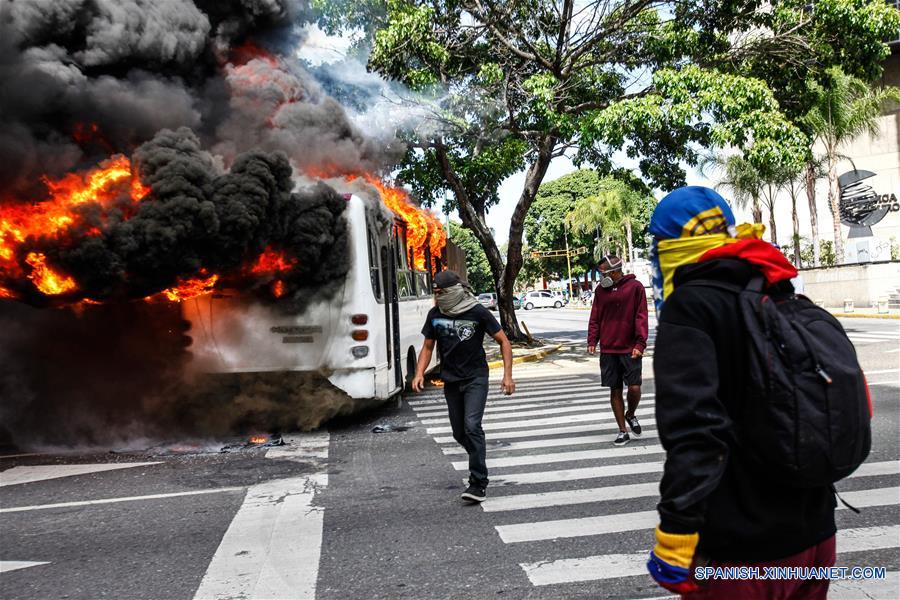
[487, 343, 562, 369]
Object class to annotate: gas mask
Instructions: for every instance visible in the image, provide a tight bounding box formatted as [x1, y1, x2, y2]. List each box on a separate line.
[598, 255, 623, 289]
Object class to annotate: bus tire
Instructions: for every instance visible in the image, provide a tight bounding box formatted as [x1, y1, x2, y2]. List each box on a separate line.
[404, 348, 416, 392]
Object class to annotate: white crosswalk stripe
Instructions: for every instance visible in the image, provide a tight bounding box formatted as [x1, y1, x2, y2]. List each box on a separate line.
[407, 368, 900, 597]
[425, 406, 655, 435]
[520, 525, 900, 586]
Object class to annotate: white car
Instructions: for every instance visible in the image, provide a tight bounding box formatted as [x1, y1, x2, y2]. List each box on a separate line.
[521, 290, 564, 310]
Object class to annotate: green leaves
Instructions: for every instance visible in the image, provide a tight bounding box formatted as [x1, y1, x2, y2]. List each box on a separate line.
[369, 1, 448, 90]
[588, 65, 808, 187]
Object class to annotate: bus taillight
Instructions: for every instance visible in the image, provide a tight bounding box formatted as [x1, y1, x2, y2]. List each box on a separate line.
[351, 330, 369, 341]
[351, 314, 368, 325]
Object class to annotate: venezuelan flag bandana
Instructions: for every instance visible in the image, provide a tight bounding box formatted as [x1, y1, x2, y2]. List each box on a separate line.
[649, 186, 765, 314]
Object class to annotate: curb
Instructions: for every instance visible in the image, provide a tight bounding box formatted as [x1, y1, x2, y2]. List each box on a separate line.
[487, 344, 562, 369]
[830, 313, 900, 320]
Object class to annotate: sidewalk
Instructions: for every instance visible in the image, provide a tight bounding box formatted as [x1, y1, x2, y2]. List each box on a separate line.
[484, 339, 562, 369]
[827, 307, 900, 319]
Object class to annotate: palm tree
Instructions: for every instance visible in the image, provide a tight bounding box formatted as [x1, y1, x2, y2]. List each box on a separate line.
[781, 164, 808, 266]
[801, 158, 828, 266]
[701, 153, 764, 225]
[565, 178, 649, 264]
[804, 67, 900, 264]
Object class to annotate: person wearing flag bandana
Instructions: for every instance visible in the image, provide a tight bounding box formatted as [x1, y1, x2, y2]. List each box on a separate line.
[645, 186, 836, 599]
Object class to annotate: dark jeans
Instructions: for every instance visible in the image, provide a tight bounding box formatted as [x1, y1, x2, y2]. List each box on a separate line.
[444, 375, 489, 486]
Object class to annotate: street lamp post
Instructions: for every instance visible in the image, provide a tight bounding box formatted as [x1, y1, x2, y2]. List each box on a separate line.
[564, 221, 575, 301]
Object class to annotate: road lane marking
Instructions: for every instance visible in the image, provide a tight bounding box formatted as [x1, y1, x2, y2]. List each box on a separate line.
[0, 561, 51, 574]
[484, 482, 659, 512]
[427, 406, 656, 435]
[0, 462, 160, 487]
[408, 382, 602, 406]
[193, 432, 329, 600]
[485, 461, 665, 486]
[480, 461, 898, 512]
[496, 486, 900, 543]
[455, 444, 664, 470]
[442, 430, 659, 455]
[193, 474, 326, 600]
[412, 391, 634, 414]
[0, 487, 245, 513]
[420, 401, 655, 425]
[831, 571, 900, 600]
[482, 459, 899, 488]
[415, 394, 656, 418]
[520, 525, 900, 586]
[434, 420, 657, 444]
[408, 377, 591, 400]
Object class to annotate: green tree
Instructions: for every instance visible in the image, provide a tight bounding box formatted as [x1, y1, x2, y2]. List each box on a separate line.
[804, 66, 900, 264]
[702, 153, 764, 225]
[564, 177, 656, 264]
[525, 170, 606, 280]
[448, 221, 492, 292]
[318, 1, 895, 338]
[723, 1, 900, 266]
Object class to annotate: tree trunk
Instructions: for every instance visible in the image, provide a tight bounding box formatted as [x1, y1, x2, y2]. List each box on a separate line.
[751, 194, 762, 224]
[768, 209, 778, 247]
[624, 219, 633, 265]
[827, 151, 844, 264]
[805, 162, 820, 266]
[792, 192, 801, 266]
[497, 136, 557, 339]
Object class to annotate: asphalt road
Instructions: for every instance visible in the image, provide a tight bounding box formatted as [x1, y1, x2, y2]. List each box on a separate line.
[1, 309, 897, 599]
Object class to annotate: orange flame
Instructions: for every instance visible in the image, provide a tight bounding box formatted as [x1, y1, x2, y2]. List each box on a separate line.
[368, 176, 445, 271]
[159, 274, 219, 302]
[303, 165, 446, 270]
[249, 435, 268, 444]
[271, 279, 286, 298]
[25, 252, 77, 296]
[1, 155, 148, 298]
[250, 247, 297, 274]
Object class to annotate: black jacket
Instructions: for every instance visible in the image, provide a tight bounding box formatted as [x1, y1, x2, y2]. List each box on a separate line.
[653, 257, 836, 562]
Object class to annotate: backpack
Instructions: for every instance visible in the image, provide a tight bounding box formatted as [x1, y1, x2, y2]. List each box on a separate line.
[686, 277, 872, 489]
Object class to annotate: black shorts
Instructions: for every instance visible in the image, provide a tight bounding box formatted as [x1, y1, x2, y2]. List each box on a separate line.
[600, 353, 642, 389]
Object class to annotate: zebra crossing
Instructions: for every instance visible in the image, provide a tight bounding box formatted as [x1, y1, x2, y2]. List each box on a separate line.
[407, 369, 900, 598]
[844, 326, 900, 347]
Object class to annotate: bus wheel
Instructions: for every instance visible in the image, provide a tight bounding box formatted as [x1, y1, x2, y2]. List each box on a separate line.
[404, 348, 417, 392]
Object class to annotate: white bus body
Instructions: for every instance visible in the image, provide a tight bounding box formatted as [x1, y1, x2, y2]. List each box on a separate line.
[182, 195, 438, 400]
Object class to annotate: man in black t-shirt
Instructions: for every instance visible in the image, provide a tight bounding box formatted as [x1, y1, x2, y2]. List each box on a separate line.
[411, 270, 515, 503]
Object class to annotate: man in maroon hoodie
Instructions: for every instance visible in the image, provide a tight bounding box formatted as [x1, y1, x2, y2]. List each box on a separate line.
[587, 255, 649, 445]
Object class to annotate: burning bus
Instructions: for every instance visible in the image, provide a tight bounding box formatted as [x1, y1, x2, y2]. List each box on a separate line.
[182, 182, 450, 401]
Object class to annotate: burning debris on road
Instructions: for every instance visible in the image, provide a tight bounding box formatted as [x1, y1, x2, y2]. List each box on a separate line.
[220, 433, 285, 453]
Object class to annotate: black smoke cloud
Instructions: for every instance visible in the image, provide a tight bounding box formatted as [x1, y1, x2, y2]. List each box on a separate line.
[0, 0, 385, 197]
[11, 127, 350, 308]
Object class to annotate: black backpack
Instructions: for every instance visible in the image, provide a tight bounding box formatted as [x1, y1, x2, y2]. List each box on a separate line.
[687, 277, 872, 488]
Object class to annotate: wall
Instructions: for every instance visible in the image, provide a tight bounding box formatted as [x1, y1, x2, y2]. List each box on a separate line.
[799, 261, 900, 307]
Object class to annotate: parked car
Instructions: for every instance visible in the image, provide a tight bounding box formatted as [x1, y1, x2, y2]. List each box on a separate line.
[477, 293, 497, 310]
[550, 290, 569, 305]
[521, 290, 564, 310]
[477, 293, 522, 311]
